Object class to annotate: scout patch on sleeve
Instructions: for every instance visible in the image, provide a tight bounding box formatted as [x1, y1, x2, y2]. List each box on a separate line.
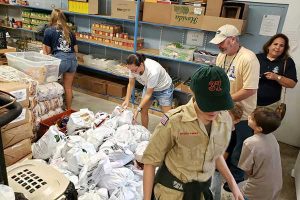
[160, 114, 169, 126]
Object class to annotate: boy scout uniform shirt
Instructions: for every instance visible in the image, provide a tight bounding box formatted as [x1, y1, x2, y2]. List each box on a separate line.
[142, 99, 232, 200]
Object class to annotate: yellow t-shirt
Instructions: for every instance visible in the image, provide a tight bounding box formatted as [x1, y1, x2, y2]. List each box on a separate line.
[216, 46, 260, 120]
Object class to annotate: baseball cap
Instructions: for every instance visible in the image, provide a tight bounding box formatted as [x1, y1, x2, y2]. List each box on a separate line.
[209, 24, 240, 44]
[190, 65, 234, 112]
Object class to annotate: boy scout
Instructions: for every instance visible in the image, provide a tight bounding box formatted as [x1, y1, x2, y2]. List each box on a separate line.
[142, 65, 244, 200]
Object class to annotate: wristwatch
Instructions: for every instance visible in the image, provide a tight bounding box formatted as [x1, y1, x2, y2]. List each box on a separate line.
[137, 106, 142, 112]
[277, 75, 282, 80]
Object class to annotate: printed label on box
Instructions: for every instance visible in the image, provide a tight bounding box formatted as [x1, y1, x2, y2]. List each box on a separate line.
[10, 89, 27, 102]
[194, 7, 203, 15]
[10, 108, 26, 124]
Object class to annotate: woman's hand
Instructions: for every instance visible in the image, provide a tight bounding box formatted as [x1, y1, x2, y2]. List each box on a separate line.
[133, 109, 139, 124]
[264, 72, 279, 80]
[121, 100, 129, 109]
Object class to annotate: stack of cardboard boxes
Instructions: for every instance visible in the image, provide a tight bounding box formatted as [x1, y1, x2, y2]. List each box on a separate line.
[73, 73, 127, 98]
[1, 82, 33, 166]
[142, 0, 248, 33]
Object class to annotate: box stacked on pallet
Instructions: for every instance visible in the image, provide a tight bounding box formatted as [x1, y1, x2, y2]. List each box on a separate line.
[2, 52, 65, 137]
[33, 82, 64, 131]
[1, 79, 34, 166]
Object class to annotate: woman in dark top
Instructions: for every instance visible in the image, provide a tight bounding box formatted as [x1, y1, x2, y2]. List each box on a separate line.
[257, 33, 297, 110]
[42, 9, 78, 110]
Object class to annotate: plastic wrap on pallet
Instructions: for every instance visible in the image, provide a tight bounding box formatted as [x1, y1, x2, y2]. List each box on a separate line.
[37, 82, 64, 101]
[0, 65, 38, 96]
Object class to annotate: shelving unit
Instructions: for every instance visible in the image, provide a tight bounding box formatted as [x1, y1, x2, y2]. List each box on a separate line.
[0, 1, 288, 106]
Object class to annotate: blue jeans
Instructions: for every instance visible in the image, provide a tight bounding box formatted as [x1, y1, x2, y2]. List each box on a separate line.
[229, 120, 253, 182]
[142, 84, 174, 106]
[54, 52, 78, 76]
[211, 171, 222, 200]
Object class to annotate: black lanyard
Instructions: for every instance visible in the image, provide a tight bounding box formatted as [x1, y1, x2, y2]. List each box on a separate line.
[222, 46, 241, 74]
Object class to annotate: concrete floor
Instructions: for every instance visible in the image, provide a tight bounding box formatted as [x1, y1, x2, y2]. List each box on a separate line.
[72, 90, 299, 200]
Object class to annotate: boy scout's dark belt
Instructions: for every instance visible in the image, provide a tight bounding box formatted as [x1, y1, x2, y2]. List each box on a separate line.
[153, 163, 213, 200]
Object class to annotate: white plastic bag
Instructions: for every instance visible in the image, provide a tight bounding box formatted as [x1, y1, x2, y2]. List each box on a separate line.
[99, 140, 134, 168]
[86, 126, 115, 150]
[135, 141, 149, 163]
[32, 126, 66, 159]
[78, 188, 109, 200]
[97, 168, 135, 191]
[0, 185, 15, 200]
[67, 109, 95, 134]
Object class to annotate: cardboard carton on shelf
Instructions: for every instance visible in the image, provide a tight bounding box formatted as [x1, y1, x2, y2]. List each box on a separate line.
[221, 2, 249, 20]
[143, 3, 206, 27]
[106, 81, 127, 98]
[201, 15, 246, 33]
[111, 0, 143, 20]
[205, 0, 223, 17]
[68, 0, 100, 14]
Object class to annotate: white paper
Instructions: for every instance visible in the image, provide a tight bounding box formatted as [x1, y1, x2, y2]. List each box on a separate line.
[186, 31, 204, 46]
[10, 89, 27, 102]
[259, 15, 281, 36]
[285, 29, 299, 52]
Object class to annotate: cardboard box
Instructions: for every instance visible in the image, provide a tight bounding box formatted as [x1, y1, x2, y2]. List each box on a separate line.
[1, 108, 30, 132]
[143, 2, 172, 25]
[18, 153, 33, 163]
[170, 4, 206, 28]
[27, 0, 64, 10]
[2, 121, 33, 149]
[2, 82, 29, 108]
[200, 15, 246, 33]
[221, 6, 241, 19]
[89, 77, 107, 95]
[111, 0, 143, 20]
[68, 0, 100, 14]
[73, 73, 91, 90]
[74, 74, 107, 95]
[143, 3, 205, 28]
[205, 0, 223, 16]
[221, 2, 249, 20]
[106, 82, 127, 98]
[4, 139, 32, 166]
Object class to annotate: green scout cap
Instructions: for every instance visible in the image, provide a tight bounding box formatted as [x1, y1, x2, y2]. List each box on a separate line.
[190, 65, 234, 112]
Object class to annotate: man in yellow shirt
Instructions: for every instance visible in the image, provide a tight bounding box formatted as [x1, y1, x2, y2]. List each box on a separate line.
[142, 65, 244, 200]
[210, 24, 260, 189]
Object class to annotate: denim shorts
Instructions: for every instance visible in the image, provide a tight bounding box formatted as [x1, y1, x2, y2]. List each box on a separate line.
[142, 84, 174, 106]
[54, 52, 78, 76]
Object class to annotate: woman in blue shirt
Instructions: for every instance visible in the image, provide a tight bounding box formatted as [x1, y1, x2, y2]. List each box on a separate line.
[257, 33, 297, 109]
[43, 9, 78, 110]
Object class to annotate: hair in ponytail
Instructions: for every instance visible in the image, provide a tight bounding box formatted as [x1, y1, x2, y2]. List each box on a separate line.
[126, 53, 146, 67]
[49, 9, 71, 45]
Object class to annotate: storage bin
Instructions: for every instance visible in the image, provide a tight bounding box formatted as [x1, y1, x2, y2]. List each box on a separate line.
[160, 43, 196, 61]
[193, 52, 217, 65]
[38, 109, 76, 139]
[27, 0, 66, 10]
[6, 52, 61, 84]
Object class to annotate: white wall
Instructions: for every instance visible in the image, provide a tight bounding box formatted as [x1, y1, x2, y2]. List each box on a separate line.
[237, 0, 300, 147]
[241, 2, 300, 198]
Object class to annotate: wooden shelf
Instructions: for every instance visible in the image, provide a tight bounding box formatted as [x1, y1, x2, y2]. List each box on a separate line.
[0, 46, 16, 54]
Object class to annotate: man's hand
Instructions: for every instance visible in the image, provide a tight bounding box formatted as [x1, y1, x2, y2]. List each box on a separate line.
[231, 186, 245, 200]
